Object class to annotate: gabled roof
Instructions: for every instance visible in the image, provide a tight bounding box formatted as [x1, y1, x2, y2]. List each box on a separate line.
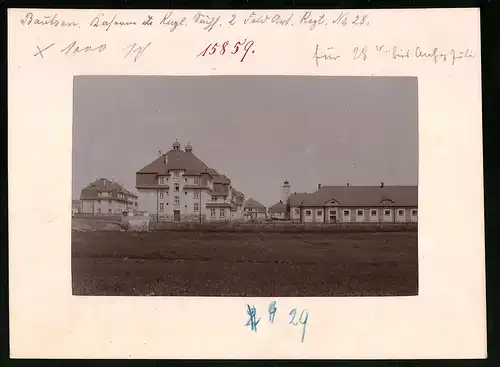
[268, 202, 287, 213]
[137, 149, 213, 175]
[243, 198, 267, 212]
[81, 178, 137, 199]
[289, 185, 417, 207]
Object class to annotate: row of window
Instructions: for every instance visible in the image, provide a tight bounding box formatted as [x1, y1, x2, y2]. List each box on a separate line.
[158, 190, 228, 202]
[302, 209, 418, 216]
[158, 174, 200, 185]
[95, 199, 138, 206]
[158, 203, 226, 217]
[158, 209, 227, 221]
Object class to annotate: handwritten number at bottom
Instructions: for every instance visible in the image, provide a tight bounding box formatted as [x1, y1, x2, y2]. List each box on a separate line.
[289, 308, 309, 343]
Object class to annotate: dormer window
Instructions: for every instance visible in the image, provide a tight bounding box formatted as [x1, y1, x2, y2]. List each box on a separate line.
[174, 183, 179, 192]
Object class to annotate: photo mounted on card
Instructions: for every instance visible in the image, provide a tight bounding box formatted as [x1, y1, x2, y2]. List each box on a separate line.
[8, 7, 485, 360]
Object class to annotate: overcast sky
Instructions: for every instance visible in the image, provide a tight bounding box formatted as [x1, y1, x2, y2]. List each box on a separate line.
[73, 76, 418, 207]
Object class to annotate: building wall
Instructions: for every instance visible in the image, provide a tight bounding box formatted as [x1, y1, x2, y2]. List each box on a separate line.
[290, 206, 418, 223]
[269, 212, 286, 219]
[80, 198, 128, 214]
[139, 179, 236, 222]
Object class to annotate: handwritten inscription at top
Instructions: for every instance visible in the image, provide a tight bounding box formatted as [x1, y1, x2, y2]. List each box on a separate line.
[18, 10, 370, 32]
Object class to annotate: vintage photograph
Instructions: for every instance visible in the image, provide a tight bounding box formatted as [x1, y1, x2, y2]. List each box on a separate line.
[72, 75, 418, 297]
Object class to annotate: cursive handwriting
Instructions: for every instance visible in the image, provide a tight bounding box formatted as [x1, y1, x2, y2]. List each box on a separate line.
[60, 41, 107, 56]
[89, 13, 136, 32]
[20, 10, 370, 33]
[450, 48, 476, 65]
[123, 42, 151, 62]
[20, 12, 79, 27]
[313, 44, 340, 66]
[193, 11, 220, 32]
[300, 12, 327, 30]
[159, 11, 187, 32]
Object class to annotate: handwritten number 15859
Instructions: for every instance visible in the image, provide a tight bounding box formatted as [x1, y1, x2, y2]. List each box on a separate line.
[197, 40, 255, 62]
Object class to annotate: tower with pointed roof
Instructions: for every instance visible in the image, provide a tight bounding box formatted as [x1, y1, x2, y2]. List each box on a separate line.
[172, 139, 180, 150]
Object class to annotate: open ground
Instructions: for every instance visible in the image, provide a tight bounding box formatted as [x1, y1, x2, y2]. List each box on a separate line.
[72, 227, 418, 297]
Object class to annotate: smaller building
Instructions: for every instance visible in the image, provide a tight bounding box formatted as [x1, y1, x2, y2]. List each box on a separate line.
[242, 198, 267, 220]
[80, 178, 138, 215]
[268, 201, 287, 220]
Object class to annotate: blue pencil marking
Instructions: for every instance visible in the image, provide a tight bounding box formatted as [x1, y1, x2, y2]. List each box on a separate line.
[245, 304, 260, 332]
[289, 308, 309, 342]
[268, 301, 277, 323]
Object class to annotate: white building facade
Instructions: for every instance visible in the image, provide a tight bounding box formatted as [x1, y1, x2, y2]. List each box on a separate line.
[80, 178, 138, 215]
[288, 183, 418, 224]
[136, 141, 245, 222]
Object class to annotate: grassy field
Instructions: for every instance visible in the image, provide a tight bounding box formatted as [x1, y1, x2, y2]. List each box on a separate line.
[72, 230, 418, 297]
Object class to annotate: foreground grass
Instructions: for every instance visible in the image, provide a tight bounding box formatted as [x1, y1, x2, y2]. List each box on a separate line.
[72, 231, 418, 297]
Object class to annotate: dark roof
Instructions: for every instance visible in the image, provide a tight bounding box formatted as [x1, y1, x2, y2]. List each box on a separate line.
[80, 178, 137, 199]
[243, 198, 267, 211]
[137, 149, 212, 175]
[268, 202, 287, 213]
[212, 183, 229, 195]
[289, 185, 417, 207]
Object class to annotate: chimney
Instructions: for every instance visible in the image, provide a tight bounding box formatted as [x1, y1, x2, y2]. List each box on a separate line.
[380, 182, 384, 188]
[318, 184, 321, 190]
[158, 150, 162, 157]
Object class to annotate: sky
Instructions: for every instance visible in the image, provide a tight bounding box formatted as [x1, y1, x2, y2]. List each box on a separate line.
[73, 76, 418, 207]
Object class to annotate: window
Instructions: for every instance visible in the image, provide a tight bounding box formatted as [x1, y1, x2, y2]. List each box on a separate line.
[398, 210, 405, 216]
[97, 199, 101, 203]
[97, 209, 101, 214]
[384, 210, 391, 216]
[174, 196, 179, 205]
[371, 210, 377, 216]
[295, 209, 300, 214]
[159, 216, 164, 220]
[174, 183, 179, 191]
[343, 210, 350, 216]
[159, 203, 164, 211]
[212, 196, 217, 201]
[194, 191, 199, 198]
[305, 210, 312, 215]
[194, 203, 199, 211]
[412, 209, 418, 216]
[108, 209, 112, 213]
[220, 209, 225, 217]
[173, 172, 180, 178]
[317, 210, 323, 215]
[185, 179, 188, 182]
[159, 190, 164, 199]
[210, 208, 216, 217]
[194, 177, 200, 185]
[108, 200, 112, 204]
[223, 196, 227, 201]
[330, 210, 336, 214]
[184, 191, 187, 195]
[357, 210, 363, 216]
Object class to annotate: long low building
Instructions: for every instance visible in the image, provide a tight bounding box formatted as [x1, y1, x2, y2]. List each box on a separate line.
[287, 183, 418, 223]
